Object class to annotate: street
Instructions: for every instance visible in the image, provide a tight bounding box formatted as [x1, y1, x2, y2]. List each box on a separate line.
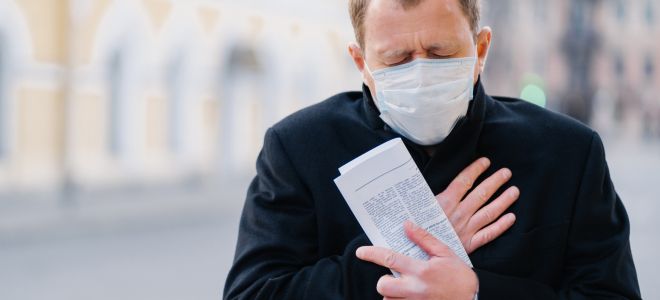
[0, 136, 658, 300]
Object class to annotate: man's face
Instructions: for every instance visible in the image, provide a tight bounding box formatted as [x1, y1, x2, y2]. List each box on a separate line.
[349, 0, 492, 95]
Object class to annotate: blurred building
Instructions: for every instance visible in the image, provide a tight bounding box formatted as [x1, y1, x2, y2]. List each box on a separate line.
[0, 0, 657, 193]
[482, 0, 659, 137]
[0, 0, 358, 192]
[595, 0, 660, 139]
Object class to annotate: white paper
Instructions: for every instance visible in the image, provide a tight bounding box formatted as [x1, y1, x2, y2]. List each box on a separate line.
[334, 138, 471, 276]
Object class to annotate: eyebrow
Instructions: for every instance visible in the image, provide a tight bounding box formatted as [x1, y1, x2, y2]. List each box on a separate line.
[424, 42, 458, 53]
[378, 48, 411, 60]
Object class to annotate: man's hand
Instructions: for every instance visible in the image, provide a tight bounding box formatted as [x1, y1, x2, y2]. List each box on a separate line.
[357, 221, 478, 300]
[437, 157, 518, 254]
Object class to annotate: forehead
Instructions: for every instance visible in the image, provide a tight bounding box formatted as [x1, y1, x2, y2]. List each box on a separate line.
[363, 0, 472, 53]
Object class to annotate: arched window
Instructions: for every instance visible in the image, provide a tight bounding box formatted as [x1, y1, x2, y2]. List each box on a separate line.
[219, 41, 264, 171]
[614, 52, 625, 79]
[644, 54, 655, 80]
[165, 48, 185, 153]
[646, 0, 655, 26]
[533, 0, 547, 24]
[94, 0, 151, 164]
[0, 1, 32, 163]
[101, 33, 146, 162]
[105, 43, 127, 156]
[226, 43, 261, 75]
[159, 4, 209, 161]
[0, 29, 7, 159]
[615, 0, 626, 23]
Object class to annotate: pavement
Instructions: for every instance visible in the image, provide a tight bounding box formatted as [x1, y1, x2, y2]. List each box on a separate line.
[0, 174, 249, 300]
[603, 136, 660, 299]
[0, 135, 658, 300]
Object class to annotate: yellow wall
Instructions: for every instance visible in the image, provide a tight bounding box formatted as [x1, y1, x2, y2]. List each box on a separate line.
[70, 92, 107, 157]
[16, 0, 70, 64]
[142, 0, 172, 32]
[14, 86, 65, 185]
[145, 94, 168, 156]
[75, 0, 111, 66]
[0, 0, 359, 189]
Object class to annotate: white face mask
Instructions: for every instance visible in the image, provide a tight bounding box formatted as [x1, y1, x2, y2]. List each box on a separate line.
[365, 56, 477, 145]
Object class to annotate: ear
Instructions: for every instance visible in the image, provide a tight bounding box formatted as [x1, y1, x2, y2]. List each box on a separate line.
[475, 26, 492, 75]
[349, 42, 372, 84]
[348, 42, 366, 72]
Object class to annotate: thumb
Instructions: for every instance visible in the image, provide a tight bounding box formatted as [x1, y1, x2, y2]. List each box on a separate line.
[404, 221, 452, 257]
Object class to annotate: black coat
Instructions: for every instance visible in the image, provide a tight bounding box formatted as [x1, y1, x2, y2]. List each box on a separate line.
[223, 81, 641, 299]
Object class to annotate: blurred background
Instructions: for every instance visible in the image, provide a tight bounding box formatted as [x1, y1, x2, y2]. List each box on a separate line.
[0, 0, 657, 299]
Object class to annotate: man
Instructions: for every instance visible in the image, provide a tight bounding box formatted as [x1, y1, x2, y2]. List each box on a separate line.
[224, 0, 641, 299]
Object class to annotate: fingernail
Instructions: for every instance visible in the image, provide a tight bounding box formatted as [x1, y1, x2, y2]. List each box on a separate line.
[405, 220, 418, 230]
[356, 247, 364, 258]
[502, 168, 512, 179]
[510, 186, 519, 197]
[480, 157, 490, 167]
[404, 220, 411, 228]
[508, 213, 516, 222]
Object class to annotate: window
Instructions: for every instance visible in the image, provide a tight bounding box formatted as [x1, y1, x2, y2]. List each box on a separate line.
[615, 0, 626, 23]
[533, 0, 547, 24]
[106, 46, 125, 156]
[227, 44, 261, 75]
[570, 1, 586, 34]
[166, 49, 184, 153]
[0, 30, 6, 159]
[646, 0, 655, 26]
[614, 52, 625, 79]
[644, 54, 655, 79]
[220, 43, 264, 171]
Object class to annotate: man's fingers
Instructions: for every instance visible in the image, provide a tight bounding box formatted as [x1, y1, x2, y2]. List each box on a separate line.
[356, 246, 417, 274]
[404, 221, 452, 257]
[376, 275, 409, 298]
[459, 168, 512, 218]
[468, 213, 516, 253]
[438, 157, 491, 207]
[467, 186, 519, 232]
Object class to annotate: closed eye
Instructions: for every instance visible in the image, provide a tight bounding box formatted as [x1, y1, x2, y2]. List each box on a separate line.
[386, 56, 413, 67]
[428, 53, 453, 59]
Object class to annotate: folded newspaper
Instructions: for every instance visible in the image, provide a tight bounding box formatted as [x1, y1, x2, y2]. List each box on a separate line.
[334, 138, 471, 276]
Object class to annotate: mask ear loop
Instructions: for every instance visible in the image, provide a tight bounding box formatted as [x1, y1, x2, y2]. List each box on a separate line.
[466, 49, 479, 101]
[359, 44, 374, 84]
[363, 60, 389, 114]
[363, 60, 375, 79]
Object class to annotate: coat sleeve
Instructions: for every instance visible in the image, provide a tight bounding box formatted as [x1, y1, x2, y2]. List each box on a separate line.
[223, 128, 385, 300]
[475, 132, 641, 300]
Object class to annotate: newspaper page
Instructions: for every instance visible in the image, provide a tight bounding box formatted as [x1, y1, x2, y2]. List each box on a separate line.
[334, 138, 471, 276]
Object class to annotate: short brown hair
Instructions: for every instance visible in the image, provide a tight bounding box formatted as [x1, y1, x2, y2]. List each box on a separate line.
[349, 0, 481, 48]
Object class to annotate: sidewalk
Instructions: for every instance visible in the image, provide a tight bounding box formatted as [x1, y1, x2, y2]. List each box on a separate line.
[0, 173, 253, 300]
[601, 136, 660, 300]
[0, 173, 252, 246]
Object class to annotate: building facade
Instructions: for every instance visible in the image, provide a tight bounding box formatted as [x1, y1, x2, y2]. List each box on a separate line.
[0, 0, 657, 192]
[482, 0, 660, 137]
[0, 0, 358, 191]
